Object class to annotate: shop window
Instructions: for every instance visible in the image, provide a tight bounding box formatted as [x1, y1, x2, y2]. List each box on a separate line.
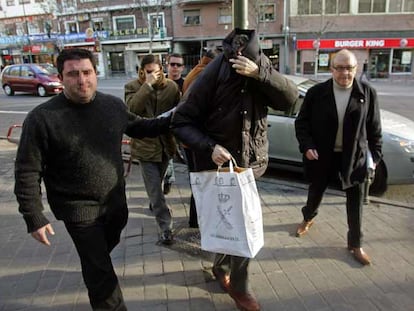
[392, 50, 412, 73]
[113, 16, 135, 31]
[184, 9, 200, 25]
[259, 4, 275, 22]
[359, 0, 386, 13]
[325, 0, 350, 14]
[218, 7, 232, 24]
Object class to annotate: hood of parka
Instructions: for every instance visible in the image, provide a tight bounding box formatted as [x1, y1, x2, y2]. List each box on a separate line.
[222, 28, 260, 64]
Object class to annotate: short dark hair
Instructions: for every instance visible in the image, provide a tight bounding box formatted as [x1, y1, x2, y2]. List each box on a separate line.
[57, 48, 96, 75]
[167, 53, 184, 64]
[140, 54, 162, 69]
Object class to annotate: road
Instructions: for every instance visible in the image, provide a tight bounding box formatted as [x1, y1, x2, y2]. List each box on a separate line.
[1, 77, 414, 204]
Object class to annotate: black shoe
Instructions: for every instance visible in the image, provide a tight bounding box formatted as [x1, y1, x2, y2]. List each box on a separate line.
[160, 230, 173, 245]
[149, 203, 153, 211]
[163, 182, 171, 195]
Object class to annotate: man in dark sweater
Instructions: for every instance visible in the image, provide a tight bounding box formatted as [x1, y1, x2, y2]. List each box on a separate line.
[14, 48, 171, 310]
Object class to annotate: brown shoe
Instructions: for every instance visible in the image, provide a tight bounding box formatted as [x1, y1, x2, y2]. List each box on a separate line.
[212, 267, 231, 292]
[296, 220, 314, 237]
[348, 247, 371, 265]
[228, 289, 260, 311]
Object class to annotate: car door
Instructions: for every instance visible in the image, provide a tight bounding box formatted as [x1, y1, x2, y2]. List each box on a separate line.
[267, 98, 303, 168]
[19, 65, 36, 93]
[6, 65, 21, 90]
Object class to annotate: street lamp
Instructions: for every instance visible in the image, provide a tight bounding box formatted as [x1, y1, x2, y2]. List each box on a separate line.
[22, 1, 33, 63]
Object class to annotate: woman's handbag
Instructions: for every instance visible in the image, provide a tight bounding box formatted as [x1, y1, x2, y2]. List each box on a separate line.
[190, 158, 264, 258]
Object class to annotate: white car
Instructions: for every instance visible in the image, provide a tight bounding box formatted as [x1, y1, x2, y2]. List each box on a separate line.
[267, 75, 414, 195]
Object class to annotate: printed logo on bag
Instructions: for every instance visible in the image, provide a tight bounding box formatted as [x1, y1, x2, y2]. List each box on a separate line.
[214, 176, 237, 186]
[218, 192, 230, 203]
[216, 205, 233, 230]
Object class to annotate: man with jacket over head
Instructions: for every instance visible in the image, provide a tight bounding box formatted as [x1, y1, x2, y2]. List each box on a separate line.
[294, 49, 382, 265]
[172, 28, 298, 311]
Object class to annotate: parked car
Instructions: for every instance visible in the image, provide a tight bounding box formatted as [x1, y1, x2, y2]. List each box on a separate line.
[1, 63, 63, 97]
[267, 75, 414, 195]
[38, 63, 59, 75]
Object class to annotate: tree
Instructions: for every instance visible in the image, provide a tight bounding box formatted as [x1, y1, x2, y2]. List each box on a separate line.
[133, 0, 170, 53]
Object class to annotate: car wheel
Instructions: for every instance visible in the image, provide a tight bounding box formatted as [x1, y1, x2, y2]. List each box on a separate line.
[369, 160, 388, 196]
[3, 84, 14, 96]
[37, 85, 47, 97]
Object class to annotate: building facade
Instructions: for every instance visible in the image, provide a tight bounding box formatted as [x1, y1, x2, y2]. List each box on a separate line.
[289, 0, 414, 80]
[1, 0, 413, 80]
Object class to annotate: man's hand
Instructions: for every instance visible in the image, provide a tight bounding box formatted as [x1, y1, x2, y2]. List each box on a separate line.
[305, 149, 319, 160]
[31, 224, 55, 246]
[229, 55, 259, 79]
[145, 69, 162, 86]
[211, 144, 232, 166]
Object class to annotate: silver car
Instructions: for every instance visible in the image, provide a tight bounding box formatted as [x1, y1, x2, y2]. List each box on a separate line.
[267, 75, 414, 195]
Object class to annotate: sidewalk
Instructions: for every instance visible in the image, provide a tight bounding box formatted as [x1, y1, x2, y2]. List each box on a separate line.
[0, 142, 413, 311]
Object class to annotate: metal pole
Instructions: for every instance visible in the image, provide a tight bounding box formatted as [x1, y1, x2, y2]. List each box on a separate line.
[232, 0, 248, 29]
[22, 2, 33, 63]
[283, 1, 290, 74]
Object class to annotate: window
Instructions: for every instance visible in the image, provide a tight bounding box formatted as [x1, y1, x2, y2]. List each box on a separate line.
[325, 0, 350, 14]
[389, 0, 403, 11]
[358, 0, 386, 13]
[6, 0, 15, 6]
[259, 4, 275, 22]
[21, 65, 34, 77]
[93, 21, 105, 31]
[148, 13, 165, 36]
[298, 0, 322, 15]
[404, 0, 414, 11]
[65, 21, 78, 34]
[184, 9, 200, 25]
[18, 0, 30, 4]
[218, 7, 232, 24]
[113, 16, 135, 31]
[392, 50, 412, 73]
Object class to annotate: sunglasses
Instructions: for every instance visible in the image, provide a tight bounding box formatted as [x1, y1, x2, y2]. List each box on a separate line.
[169, 63, 183, 67]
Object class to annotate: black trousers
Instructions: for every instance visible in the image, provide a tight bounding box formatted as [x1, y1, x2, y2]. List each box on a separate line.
[184, 147, 198, 227]
[65, 207, 128, 311]
[214, 253, 250, 293]
[302, 152, 364, 248]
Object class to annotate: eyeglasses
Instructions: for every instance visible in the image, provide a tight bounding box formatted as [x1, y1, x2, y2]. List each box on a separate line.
[333, 65, 357, 72]
[169, 63, 183, 67]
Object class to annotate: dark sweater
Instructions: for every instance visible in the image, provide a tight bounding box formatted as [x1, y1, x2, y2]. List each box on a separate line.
[15, 92, 170, 232]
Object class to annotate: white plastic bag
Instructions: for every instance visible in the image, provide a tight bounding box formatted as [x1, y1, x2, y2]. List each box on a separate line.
[190, 159, 264, 258]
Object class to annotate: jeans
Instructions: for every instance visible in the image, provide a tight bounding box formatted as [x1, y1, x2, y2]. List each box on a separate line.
[139, 157, 172, 231]
[164, 159, 176, 184]
[64, 208, 128, 310]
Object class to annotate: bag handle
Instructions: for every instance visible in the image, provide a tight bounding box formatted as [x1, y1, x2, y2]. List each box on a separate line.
[217, 156, 239, 174]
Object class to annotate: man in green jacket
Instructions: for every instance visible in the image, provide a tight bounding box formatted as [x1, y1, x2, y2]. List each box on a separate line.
[125, 54, 180, 244]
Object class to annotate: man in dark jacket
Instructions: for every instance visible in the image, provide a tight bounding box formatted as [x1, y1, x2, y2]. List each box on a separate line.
[14, 48, 172, 310]
[294, 49, 382, 265]
[172, 28, 298, 311]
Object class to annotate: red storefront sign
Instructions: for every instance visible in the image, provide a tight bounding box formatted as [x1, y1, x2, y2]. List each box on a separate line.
[297, 38, 414, 50]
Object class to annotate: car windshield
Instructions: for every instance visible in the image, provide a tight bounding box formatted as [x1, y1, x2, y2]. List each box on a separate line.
[37, 64, 58, 75]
